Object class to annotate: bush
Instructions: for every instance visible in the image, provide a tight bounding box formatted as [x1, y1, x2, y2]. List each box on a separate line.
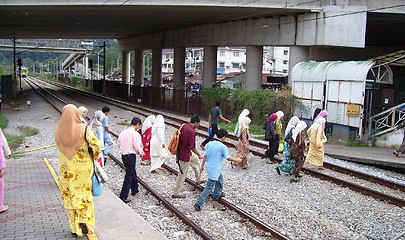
[201, 87, 300, 126]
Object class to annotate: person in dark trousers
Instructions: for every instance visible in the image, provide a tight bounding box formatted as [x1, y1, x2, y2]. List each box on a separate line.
[194, 129, 241, 211]
[200, 101, 231, 150]
[117, 117, 144, 203]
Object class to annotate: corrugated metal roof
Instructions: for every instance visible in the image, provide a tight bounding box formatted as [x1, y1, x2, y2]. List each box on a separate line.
[291, 61, 374, 82]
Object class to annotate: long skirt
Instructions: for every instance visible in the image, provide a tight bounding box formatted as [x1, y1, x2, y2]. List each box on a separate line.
[150, 137, 166, 172]
[141, 128, 152, 162]
[278, 142, 295, 174]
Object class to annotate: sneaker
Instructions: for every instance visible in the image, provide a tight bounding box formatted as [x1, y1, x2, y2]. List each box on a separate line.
[194, 203, 201, 211]
[121, 198, 131, 203]
[131, 190, 139, 196]
[172, 194, 186, 198]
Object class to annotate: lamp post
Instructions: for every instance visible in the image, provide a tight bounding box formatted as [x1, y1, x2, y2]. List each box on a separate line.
[97, 49, 103, 77]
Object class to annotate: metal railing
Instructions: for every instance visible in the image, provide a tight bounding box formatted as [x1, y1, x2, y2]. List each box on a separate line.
[368, 102, 405, 139]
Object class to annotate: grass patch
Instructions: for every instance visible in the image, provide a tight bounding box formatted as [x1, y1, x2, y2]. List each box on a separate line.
[0, 114, 8, 129]
[218, 121, 265, 135]
[117, 120, 130, 126]
[5, 126, 39, 151]
[345, 140, 369, 147]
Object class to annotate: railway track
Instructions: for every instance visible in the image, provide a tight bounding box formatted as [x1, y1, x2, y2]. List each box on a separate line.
[31, 77, 405, 208]
[26, 77, 290, 240]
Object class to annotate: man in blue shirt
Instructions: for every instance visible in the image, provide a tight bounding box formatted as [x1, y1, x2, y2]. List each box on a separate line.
[194, 129, 241, 211]
[101, 106, 115, 159]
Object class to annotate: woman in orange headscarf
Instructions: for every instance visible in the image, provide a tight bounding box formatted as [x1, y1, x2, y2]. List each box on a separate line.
[55, 104, 101, 239]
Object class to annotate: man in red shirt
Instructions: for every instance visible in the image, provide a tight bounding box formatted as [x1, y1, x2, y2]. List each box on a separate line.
[172, 116, 204, 198]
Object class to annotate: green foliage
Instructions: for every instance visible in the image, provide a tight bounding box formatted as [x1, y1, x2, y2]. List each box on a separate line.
[200, 88, 233, 117]
[4, 126, 38, 151]
[201, 87, 299, 126]
[0, 113, 9, 129]
[345, 140, 369, 147]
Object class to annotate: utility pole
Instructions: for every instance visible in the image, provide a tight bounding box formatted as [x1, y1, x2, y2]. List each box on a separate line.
[13, 37, 18, 95]
[103, 41, 106, 95]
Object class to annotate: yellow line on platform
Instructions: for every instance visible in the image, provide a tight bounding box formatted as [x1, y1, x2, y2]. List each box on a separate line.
[14, 144, 56, 154]
[43, 157, 99, 240]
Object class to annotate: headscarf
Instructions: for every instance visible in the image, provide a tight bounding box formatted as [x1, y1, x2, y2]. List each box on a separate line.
[313, 110, 328, 129]
[142, 115, 156, 134]
[77, 106, 88, 123]
[240, 116, 251, 135]
[313, 108, 322, 121]
[90, 110, 104, 131]
[309, 116, 326, 133]
[284, 116, 300, 138]
[292, 121, 307, 141]
[235, 109, 250, 136]
[276, 111, 284, 119]
[152, 114, 165, 134]
[265, 113, 278, 124]
[313, 110, 328, 123]
[54, 104, 86, 160]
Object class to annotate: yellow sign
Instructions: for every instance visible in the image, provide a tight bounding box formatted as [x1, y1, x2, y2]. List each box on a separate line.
[347, 104, 360, 117]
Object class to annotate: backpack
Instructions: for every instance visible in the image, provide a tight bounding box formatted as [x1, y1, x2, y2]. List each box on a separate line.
[167, 124, 185, 155]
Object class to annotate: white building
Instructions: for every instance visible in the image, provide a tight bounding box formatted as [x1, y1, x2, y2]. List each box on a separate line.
[161, 46, 290, 76]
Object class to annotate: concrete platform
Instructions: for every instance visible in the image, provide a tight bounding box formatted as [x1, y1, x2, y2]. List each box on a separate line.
[324, 143, 405, 170]
[0, 157, 167, 240]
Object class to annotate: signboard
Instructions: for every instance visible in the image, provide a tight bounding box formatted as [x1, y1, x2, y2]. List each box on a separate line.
[347, 104, 360, 117]
[365, 82, 379, 90]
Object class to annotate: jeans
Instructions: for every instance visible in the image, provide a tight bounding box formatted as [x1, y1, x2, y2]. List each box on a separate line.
[195, 174, 223, 207]
[201, 124, 218, 146]
[119, 154, 138, 200]
[103, 132, 114, 155]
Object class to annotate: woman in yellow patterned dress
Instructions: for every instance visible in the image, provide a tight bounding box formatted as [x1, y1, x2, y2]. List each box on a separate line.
[305, 116, 327, 170]
[55, 104, 101, 238]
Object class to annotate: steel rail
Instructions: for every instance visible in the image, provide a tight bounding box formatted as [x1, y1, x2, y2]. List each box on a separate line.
[33, 78, 405, 207]
[107, 154, 214, 240]
[26, 78, 216, 240]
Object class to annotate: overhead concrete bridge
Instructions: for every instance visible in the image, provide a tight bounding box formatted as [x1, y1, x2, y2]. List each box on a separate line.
[0, 0, 404, 89]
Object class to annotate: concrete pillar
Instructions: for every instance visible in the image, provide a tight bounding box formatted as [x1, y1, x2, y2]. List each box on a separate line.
[288, 46, 309, 86]
[83, 55, 88, 79]
[122, 51, 130, 84]
[134, 50, 142, 86]
[202, 46, 217, 89]
[173, 47, 185, 89]
[152, 48, 162, 87]
[245, 46, 263, 90]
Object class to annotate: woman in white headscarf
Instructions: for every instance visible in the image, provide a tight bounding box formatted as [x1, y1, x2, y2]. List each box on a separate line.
[234, 109, 250, 136]
[290, 121, 308, 182]
[89, 110, 105, 166]
[150, 115, 166, 173]
[234, 114, 251, 169]
[305, 116, 327, 170]
[77, 106, 88, 124]
[141, 115, 156, 165]
[276, 116, 300, 175]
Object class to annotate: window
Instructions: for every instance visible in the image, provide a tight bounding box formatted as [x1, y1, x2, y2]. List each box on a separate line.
[283, 50, 288, 55]
[232, 63, 239, 68]
[283, 69, 287, 73]
[233, 52, 239, 57]
[220, 51, 225, 56]
[219, 62, 225, 67]
[283, 60, 288, 64]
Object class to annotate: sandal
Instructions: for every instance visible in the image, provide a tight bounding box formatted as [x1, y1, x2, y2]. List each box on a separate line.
[0, 205, 9, 213]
